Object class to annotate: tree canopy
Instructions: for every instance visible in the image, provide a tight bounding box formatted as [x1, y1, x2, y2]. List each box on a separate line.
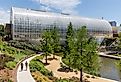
[0, 25, 4, 36]
[41, 29, 53, 64]
[63, 25, 99, 82]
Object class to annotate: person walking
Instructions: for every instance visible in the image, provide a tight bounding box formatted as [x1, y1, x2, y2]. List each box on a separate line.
[20, 62, 23, 71]
[25, 61, 28, 71]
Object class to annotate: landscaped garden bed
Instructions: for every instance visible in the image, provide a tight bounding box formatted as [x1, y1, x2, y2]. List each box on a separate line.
[0, 41, 36, 82]
[29, 55, 92, 82]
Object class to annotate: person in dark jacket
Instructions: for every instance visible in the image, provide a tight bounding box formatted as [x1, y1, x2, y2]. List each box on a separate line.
[21, 62, 23, 71]
[25, 61, 28, 71]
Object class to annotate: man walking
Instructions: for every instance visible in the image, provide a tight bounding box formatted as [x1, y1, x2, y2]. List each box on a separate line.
[25, 61, 28, 71]
[21, 62, 23, 71]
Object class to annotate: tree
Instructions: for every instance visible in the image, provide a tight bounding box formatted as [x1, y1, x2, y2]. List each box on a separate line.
[0, 38, 4, 52]
[84, 37, 99, 75]
[118, 32, 121, 49]
[65, 22, 74, 57]
[51, 26, 60, 59]
[41, 29, 53, 64]
[66, 22, 74, 46]
[69, 26, 99, 82]
[64, 22, 74, 68]
[65, 34, 76, 68]
[0, 25, 4, 37]
[75, 26, 87, 82]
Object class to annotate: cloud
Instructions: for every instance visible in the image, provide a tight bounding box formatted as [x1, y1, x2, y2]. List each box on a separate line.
[0, 8, 10, 24]
[32, 0, 81, 15]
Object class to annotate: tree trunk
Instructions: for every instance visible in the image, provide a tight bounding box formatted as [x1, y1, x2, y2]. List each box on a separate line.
[45, 54, 47, 64]
[80, 68, 83, 82]
[69, 58, 71, 69]
[53, 54, 55, 59]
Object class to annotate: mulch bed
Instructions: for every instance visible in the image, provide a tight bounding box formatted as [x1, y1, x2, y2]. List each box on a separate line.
[0, 68, 15, 82]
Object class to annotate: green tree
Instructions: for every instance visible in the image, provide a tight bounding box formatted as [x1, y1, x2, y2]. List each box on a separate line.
[64, 22, 74, 68]
[69, 26, 99, 82]
[0, 25, 4, 37]
[65, 22, 74, 56]
[117, 33, 121, 72]
[0, 25, 5, 41]
[66, 22, 74, 46]
[0, 38, 4, 52]
[84, 37, 99, 75]
[118, 32, 121, 49]
[51, 26, 60, 59]
[75, 26, 87, 82]
[41, 29, 53, 64]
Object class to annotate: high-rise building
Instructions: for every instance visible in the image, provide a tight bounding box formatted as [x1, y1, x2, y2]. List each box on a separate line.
[10, 7, 112, 42]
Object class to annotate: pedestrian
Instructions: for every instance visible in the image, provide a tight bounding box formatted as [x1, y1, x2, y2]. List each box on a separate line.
[21, 62, 23, 71]
[25, 61, 28, 71]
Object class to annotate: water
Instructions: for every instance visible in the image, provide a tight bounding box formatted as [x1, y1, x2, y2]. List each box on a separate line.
[100, 57, 121, 81]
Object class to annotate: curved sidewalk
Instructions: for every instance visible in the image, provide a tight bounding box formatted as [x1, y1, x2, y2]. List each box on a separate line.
[17, 53, 43, 82]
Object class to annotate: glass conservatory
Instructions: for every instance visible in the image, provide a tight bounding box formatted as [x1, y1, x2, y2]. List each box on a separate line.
[10, 7, 112, 41]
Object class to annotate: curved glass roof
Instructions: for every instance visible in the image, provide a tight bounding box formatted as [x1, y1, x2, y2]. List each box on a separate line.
[11, 7, 112, 32]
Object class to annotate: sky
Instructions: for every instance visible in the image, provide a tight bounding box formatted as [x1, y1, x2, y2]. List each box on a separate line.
[0, 0, 121, 25]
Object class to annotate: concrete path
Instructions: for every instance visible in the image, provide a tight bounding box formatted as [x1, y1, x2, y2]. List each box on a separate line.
[99, 52, 121, 60]
[17, 53, 43, 82]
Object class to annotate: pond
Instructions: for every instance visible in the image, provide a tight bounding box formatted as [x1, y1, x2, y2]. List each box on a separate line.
[100, 57, 121, 81]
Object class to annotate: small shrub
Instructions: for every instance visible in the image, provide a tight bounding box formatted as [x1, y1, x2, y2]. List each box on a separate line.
[8, 79, 13, 82]
[74, 70, 78, 74]
[85, 75, 90, 78]
[5, 61, 16, 70]
[30, 56, 53, 77]
[55, 53, 63, 57]
[0, 54, 14, 69]
[91, 76, 95, 78]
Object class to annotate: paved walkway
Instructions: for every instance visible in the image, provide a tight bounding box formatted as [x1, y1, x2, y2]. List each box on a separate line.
[99, 52, 121, 60]
[17, 53, 43, 82]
